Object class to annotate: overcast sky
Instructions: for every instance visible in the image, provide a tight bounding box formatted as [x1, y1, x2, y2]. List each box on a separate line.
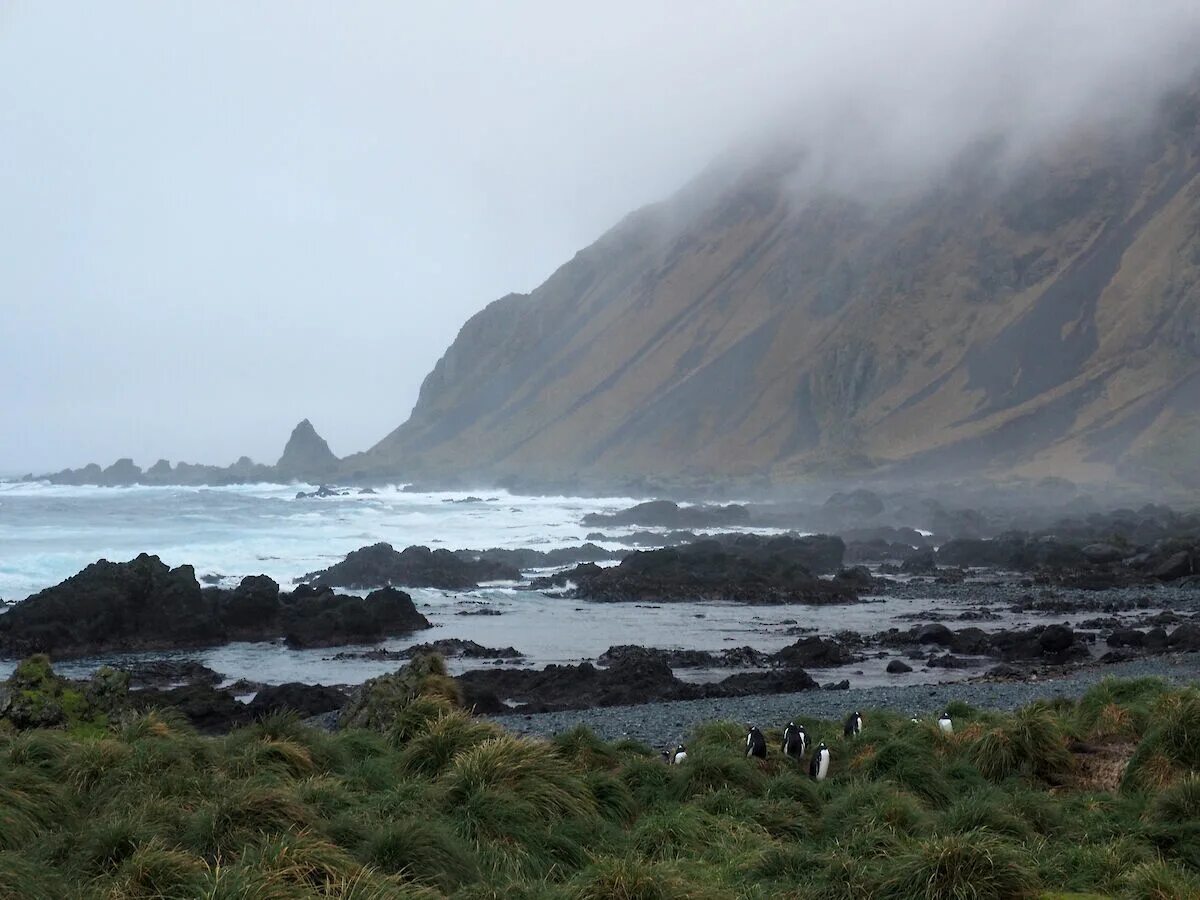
[3, 2, 1199, 474]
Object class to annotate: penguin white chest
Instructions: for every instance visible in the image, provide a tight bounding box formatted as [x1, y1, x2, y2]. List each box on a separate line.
[815, 751, 829, 781]
[939, 718, 953, 734]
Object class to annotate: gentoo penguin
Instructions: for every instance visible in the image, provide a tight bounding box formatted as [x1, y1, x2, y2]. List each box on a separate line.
[809, 742, 831, 781]
[844, 711, 863, 738]
[938, 712, 953, 734]
[745, 725, 767, 759]
[671, 744, 688, 765]
[782, 722, 808, 759]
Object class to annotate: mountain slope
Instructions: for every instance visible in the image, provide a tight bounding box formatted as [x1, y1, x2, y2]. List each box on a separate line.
[358, 90, 1200, 491]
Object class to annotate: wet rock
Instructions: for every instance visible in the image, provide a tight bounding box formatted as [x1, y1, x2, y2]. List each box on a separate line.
[886, 659, 913, 674]
[122, 660, 224, 689]
[543, 535, 855, 605]
[456, 649, 818, 713]
[1167, 623, 1200, 651]
[1038, 624, 1076, 654]
[1106, 629, 1146, 648]
[219, 575, 282, 641]
[332, 639, 522, 662]
[133, 683, 250, 734]
[597, 645, 771, 669]
[822, 489, 884, 519]
[455, 544, 623, 570]
[0, 554, 222, 658]
[303, 542, 520, 590]
[282, 586, 432, 648]
[926, 654, 980, 669]
[986, 663, 1022, 678]
[248, 682, 348, 718]
[901, 549, 938, 575]
[774, 636, 858, 668]
[1151, 548, 1197, 581]
[1081, 543, 1126, 564]
[823, 680, 851, 690]
[916, 623, 955, 646]
[581, 500, 750, 529]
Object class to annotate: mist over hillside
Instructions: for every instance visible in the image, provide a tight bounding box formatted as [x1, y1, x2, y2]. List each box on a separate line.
[354, 80, 1200, 495]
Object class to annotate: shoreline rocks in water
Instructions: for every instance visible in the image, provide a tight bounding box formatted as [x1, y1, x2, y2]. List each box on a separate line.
[302, 542, 521, 590]
[330, 638, 524, 662]
[538, 535, 853, 604]
[581, 499, 751, 529]
[0, 554, 432, 659]
[457, 646, 819, 714]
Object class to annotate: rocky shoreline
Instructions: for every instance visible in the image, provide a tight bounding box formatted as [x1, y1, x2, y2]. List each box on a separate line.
[488, 652, 1200, 745]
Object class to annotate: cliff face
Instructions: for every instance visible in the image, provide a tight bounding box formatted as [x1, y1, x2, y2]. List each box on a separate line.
[361, 90, 1200, 490]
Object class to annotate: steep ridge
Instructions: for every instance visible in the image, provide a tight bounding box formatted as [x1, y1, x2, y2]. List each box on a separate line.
[355, 89, 1200, 491]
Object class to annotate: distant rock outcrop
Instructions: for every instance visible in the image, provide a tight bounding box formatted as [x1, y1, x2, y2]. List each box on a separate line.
[275, 418, 339, 480]
[36, 418, 336, 487]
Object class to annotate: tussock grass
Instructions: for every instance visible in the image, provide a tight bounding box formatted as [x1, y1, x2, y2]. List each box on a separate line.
[0, 673, 1197, 897]
[877, 830, 1039, 899]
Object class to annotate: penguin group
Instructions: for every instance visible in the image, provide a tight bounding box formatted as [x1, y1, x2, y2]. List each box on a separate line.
[742, 713, 863, 781]
[663, 708, 952, 782]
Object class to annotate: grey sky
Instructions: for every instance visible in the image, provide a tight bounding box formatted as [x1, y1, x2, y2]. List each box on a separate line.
[3, 1, 1199, 474]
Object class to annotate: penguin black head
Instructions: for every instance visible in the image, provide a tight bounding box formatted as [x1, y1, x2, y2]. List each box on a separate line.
[818, 741, 827, 750]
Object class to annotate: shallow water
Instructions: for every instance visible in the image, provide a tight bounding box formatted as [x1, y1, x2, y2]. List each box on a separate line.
[0, 481, 1160, 689]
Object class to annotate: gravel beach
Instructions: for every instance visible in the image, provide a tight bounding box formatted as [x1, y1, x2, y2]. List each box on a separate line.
[488, 653, 1200, 746]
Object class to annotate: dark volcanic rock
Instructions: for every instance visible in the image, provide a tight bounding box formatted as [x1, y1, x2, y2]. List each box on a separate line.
[275, 418, 339, 480]
[282, 586, 431, 648]
[0, 554, 221, 658]
[455, 544, 623, 570]
[544, 535, 854, 605]
[581, 500, 751, 529]
[304, 542, 520, 590]
[597, 645, 772, 669]
[822, 489, 884, 519]
[1106, 629, 1146, 648]
[132, 684, 250, 734]
[1167, 623, 1200, 651]
[0, 555, 432, 658]
[459, 649, 818, 713]
[332, 639, 523, 661]
[219, 575, 282, 641]
[886, 658, 913, 674]
[122, 660, 224, 689]
[774, 636, 859, 667]
[901, 549, 938, 574]
[248, 683, 348, 718]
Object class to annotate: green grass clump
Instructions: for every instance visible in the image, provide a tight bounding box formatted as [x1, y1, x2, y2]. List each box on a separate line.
[0, 672, 1199, 898]
[877, 830, 1039, 899]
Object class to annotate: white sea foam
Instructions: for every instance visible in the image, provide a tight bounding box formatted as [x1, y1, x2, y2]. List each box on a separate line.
[0, 482, 638, 601]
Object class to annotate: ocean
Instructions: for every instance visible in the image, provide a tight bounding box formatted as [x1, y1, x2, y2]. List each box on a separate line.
[0, 481, 1139, 689]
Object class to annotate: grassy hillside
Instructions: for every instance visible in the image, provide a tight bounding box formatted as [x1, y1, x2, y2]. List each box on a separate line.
[2, 665, 1199, 898]
[357, 87, 1200, 492]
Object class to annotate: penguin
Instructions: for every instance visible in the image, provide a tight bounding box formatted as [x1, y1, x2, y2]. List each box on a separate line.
[745, 725, 767, 759]
[671, 744, 688, 765]
[938, 712, 953, 734]
[660, 749, 671, 764]
[809, 741, 830, 781]
[844, 711, 863, 737]
[782, 722, 808, 759]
